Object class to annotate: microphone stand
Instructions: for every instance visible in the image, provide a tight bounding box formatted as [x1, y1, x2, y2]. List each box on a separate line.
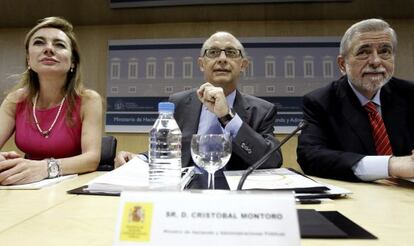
[236, 120, 308, 190]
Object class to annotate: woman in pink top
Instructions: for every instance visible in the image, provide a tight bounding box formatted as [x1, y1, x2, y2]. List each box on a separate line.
[0, 17, 102, 185]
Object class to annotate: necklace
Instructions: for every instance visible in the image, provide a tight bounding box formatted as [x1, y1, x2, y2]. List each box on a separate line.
[32, 93, 66, 138]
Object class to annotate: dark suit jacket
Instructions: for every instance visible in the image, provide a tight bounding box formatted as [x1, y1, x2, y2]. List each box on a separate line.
[169, 89, 282, 170]
[297, 76, 414, 181]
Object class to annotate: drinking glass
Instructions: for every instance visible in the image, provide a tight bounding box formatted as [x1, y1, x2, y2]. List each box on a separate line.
[190, 134, 232, 189]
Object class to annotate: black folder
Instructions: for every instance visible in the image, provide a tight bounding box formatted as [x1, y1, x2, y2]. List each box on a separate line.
[298, 209, 377, 239]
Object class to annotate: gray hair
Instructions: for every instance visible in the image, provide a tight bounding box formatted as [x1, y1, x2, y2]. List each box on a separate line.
[339, 18, 397, 57]
[200, 31, 247, 58]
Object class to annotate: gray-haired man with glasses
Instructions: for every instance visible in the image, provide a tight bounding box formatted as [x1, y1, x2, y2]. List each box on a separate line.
[115, 31, 282, 171]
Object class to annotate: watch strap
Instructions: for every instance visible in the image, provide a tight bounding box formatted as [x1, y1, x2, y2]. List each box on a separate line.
[218, 108, 235, 127]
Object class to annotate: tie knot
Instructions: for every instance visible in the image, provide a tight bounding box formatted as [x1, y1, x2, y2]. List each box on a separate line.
[364, 102, 378, 114]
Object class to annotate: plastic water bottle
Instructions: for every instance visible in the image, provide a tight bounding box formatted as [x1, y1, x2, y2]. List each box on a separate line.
[148, 102, 182, 190]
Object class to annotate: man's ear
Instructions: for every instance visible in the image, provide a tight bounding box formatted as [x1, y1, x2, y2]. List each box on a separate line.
[241, 58, 249, 72]
[337, 55, 347, 75]
[197, 57, 205, 72]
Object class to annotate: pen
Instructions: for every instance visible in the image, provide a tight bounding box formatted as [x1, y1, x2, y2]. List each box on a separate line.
[181, 167, 190, 177]
[183, 170, 196, 189]
[181, 167, 197, 190]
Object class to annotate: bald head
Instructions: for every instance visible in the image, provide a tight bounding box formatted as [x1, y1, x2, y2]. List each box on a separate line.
[200, 31, 246, 57]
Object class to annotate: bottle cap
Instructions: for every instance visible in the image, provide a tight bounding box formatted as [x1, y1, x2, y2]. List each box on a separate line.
[158, 102, 175, 113]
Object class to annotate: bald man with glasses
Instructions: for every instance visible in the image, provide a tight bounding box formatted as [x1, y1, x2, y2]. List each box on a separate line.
[115, 31, 282, 170]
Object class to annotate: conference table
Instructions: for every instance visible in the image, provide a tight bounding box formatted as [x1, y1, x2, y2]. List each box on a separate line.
[0, 172, 413, 246]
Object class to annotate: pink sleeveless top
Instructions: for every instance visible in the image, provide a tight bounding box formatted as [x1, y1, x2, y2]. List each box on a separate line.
[15, 96, 82, 160]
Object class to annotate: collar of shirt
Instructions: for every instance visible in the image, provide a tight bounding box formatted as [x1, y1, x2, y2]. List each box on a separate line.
[347, 79, 382, 109]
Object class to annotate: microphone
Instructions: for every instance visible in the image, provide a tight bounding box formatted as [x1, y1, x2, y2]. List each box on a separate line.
[236, 120, 308, 190]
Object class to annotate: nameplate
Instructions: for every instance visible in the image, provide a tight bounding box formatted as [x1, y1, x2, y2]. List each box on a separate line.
[113, 190, 300, 246]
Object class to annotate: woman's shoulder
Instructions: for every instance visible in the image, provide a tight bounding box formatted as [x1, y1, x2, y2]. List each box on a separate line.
[79, 89, 102, 110]
[1, 88, 29, 117]
[80, 89, 102, 101]
[78, 89, 103, 119]
[5, 88, 29, 104]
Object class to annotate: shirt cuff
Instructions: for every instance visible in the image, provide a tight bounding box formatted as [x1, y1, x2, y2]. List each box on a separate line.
[352, 155, 391, 181]
[220, 114, 242, 138]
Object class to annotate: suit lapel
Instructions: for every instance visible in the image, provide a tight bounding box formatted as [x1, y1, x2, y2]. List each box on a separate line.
[380, 79, 408, 153]
[233, 90, 249, 122]
[184, 91, 202, 134]
[177, 91, 202, 167]
[337, 77, 376, 153]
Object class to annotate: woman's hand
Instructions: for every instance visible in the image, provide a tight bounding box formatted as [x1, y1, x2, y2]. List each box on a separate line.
[0, 151, 21, 161]
[0, 158, 48, 185]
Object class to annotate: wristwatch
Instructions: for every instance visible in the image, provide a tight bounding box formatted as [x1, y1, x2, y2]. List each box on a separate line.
[47, 158, 61, 179]
[218, 108, 236, 127]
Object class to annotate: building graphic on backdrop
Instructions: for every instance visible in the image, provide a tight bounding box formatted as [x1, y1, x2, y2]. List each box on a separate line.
[106, 37, 340, 133]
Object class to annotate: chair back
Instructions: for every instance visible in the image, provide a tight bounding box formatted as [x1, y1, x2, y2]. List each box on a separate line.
[98, 135, 117, 171]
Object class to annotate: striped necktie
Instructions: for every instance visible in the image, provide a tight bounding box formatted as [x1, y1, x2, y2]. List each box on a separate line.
[364, 102, 393, 155]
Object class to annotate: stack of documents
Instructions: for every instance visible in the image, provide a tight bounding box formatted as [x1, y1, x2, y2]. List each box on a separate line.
[85, 157, 196, 194]
[85, 157, 149, 194]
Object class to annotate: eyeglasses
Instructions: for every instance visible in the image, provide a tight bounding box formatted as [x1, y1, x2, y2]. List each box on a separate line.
[203, 48, 243, 59]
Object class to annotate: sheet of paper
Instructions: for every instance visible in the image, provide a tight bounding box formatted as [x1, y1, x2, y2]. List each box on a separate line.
[0, 174, 77, 190]
[224, 168, 326, 191]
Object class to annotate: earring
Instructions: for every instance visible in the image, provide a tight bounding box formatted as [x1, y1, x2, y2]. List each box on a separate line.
[28, 66, 31, 70]
[70, 67, 74, 73]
